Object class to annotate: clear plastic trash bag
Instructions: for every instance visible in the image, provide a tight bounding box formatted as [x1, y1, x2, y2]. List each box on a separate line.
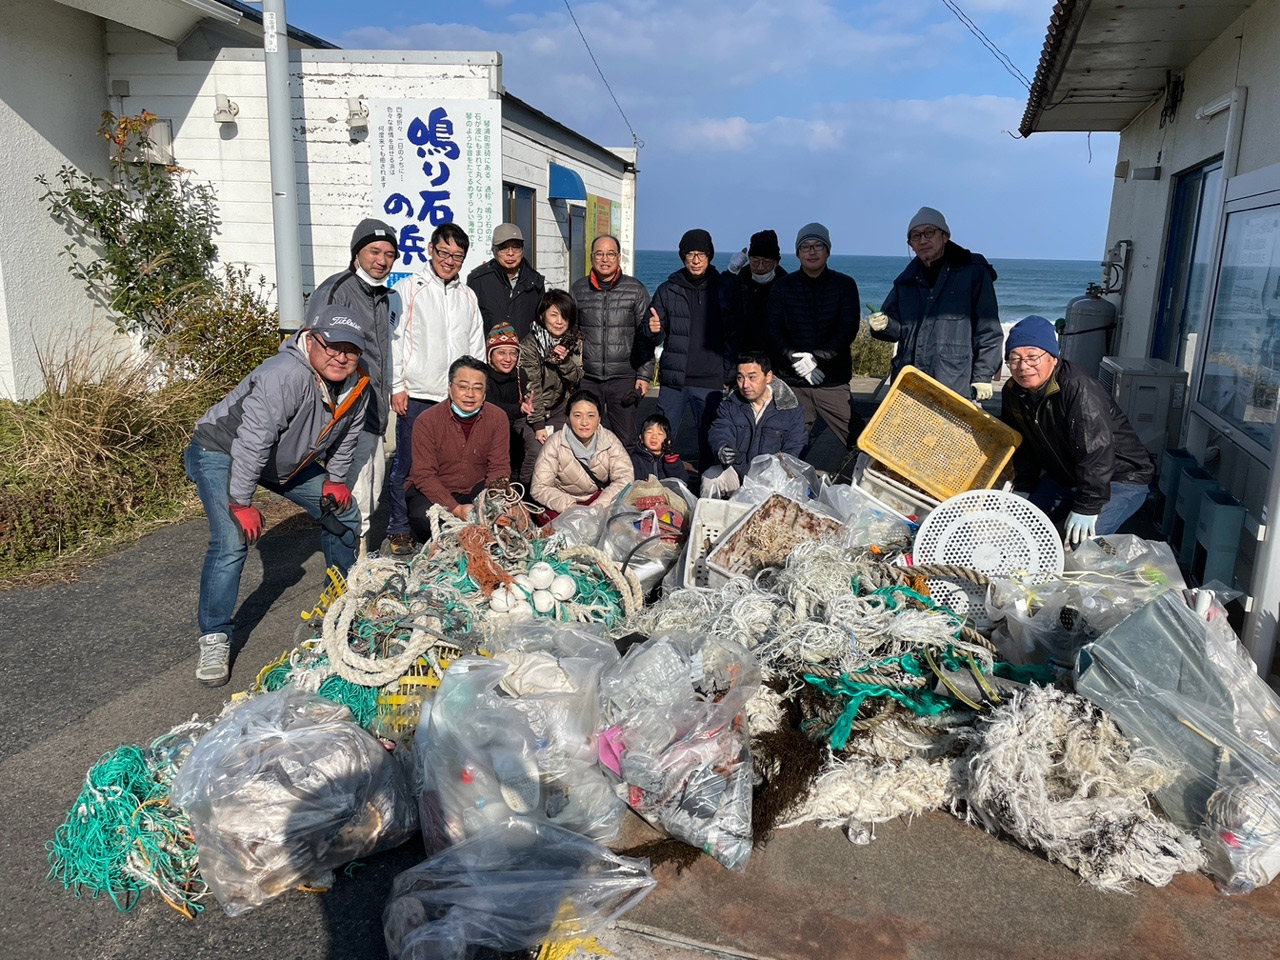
[598, 631, 761, 869]
[170, 689, 418, 916]
[383, 818, 655, 960]
[414, 655, 625, 852]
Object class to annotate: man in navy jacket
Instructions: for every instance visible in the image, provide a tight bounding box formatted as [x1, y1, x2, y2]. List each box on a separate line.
[702, 352, 808, 497]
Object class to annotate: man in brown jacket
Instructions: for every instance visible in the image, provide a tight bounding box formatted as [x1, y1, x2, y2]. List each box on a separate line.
[406, 356, 511, 541]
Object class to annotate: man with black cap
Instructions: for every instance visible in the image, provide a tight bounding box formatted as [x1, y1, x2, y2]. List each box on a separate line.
[1001, 315, 1153, 546]
[867, 206, 1002, 401]
[639, 228, 734, 468]
[467, 223, 546, 338]
[731, 229, 786, 354]
[184, 305, 371, 686]
[309, 218, 398, 553]
[766, 222, 864, 455]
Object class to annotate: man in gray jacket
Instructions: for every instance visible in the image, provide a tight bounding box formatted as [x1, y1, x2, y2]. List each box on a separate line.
[184, 306, 370, 687]
[309, 218, 398, 553]
[570, 234, 653, 447]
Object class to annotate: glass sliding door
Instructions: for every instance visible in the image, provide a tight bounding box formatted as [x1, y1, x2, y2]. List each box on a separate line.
[1153, 162, 1224, 368]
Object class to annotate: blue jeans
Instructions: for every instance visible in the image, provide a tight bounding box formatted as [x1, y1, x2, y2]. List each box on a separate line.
[184, 440, 360, 639]
[657, 384, 723, 470]
[387, 398, 436, 537]
[1030, 475, 1150, 537]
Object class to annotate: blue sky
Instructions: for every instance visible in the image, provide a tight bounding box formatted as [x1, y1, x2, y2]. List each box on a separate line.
[283, 0, 1117, 261]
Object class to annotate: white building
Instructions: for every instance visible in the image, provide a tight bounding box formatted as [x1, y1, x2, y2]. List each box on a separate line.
[1022, 0, 1280, 679]
[0, 0, 637, 399]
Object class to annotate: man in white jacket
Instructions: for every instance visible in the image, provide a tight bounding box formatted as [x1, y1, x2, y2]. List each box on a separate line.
[386, 222, 484, 554]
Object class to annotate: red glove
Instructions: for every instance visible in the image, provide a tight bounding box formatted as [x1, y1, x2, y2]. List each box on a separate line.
[229, 503, 264, 544]
[321, 481, 352, 511]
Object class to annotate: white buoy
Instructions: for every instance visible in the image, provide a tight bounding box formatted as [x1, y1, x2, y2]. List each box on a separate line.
[512, 574, 533, 598]
[549, 574, 577, 602]
[531, 589, 556, 614]
[489, 586, 512, 613]
[527, 562, 556, 590]
[508, 598, 534, 619]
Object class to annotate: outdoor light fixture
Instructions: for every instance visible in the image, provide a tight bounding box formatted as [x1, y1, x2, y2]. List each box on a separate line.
[347, 97, 369, 132]
[214, 94, 240, 125]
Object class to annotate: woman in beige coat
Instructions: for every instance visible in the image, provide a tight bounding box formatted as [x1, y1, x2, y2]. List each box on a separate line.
[531, 391, 635, 515]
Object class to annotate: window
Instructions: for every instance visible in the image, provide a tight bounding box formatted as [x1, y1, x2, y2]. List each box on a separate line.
[1153, 162, 1224, 367]
[568, 205, 586, 282]
[1197, 205, 1280, 453]
[503, 183, 536, 268]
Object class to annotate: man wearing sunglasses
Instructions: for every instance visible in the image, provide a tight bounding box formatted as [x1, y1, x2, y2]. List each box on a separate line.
[1000, 315, 1153, 547]
[867, 207, 1002, 402]
[185, 306, 370, 686]
[387, 222, 485, 555]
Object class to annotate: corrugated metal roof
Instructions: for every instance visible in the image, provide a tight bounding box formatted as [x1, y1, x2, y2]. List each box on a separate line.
[1020, 0, 1251, 136]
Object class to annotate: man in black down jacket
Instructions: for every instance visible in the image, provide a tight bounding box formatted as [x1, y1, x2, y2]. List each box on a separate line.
[868, 207, 1002, 400]
[1000, 316, 1153, 546]
[570, 234, 654, 448]
[640, 228, 734, 468]
[308, 218, 398, 553]
[466, 223, 546, 338]
[732, 229, 787, 355]
[767, 222, 864, 452]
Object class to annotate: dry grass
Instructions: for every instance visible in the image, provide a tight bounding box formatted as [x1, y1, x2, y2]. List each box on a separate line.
[0, 337, 216, 584]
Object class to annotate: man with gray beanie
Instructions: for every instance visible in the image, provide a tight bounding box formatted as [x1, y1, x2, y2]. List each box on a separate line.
[766, 222, 864, 455]
[308, 217, 399, 553]
[467, 223, 545, 337]
[1000, 315, 1153, 546]
[867, 206, 1002, 401]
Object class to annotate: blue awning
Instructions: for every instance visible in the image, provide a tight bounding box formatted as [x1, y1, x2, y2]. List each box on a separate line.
[548, 162, 587, 201]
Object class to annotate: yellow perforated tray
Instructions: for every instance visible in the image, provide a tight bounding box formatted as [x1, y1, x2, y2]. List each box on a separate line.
[857, 367, 1021, 501]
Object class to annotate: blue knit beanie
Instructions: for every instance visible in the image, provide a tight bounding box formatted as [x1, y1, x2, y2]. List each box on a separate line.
[1006, 315, 1060, 358]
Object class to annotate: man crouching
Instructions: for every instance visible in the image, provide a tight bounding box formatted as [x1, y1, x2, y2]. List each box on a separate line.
[184, 306, 370, 686]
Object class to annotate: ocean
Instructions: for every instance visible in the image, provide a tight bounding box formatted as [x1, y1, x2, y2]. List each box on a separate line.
[634, 250, 1101, 326]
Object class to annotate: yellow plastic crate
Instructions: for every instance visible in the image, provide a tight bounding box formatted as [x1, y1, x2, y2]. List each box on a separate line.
[857, 366, 1021, 501]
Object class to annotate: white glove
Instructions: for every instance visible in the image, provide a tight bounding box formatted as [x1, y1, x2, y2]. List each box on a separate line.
[791, 352, 817, 378]
[971, 382, 993, 402]
[1064, 511, 1097, 546]
[866, 311, 890, 332]
[727, 248, 748, 274]
[807, 368, 826, 386]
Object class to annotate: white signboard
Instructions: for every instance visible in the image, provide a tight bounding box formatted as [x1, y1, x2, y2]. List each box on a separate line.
[370, 99, 502, 287]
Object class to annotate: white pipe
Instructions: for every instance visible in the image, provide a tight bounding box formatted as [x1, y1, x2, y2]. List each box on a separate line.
[263, 0, 304, 332]
[1195, 86, 1247, 178]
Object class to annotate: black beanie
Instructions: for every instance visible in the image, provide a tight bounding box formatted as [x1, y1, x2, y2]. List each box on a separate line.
[351, 218, 398, 261]
[678, 228, 714, 261]
[748, 230, 781, 260]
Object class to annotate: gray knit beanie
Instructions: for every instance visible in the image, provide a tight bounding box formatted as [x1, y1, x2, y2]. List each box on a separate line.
[907, 207, 950, 237]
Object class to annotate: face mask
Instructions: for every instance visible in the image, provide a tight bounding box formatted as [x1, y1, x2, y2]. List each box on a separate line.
[751, 269, 776, 284]
[450, 402, 480, 419]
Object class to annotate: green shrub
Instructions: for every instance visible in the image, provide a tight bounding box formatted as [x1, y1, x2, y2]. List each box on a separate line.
[851, 324, 893, 379]
[164, 264, 280, 390]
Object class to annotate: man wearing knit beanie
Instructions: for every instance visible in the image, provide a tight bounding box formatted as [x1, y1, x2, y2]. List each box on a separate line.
[763, 221, 863, 462]
[1001, 315, 1154, 546]
[467, 223, 546, 338]
[731, 229, 787, 354]
[307, 217, 400, 554]
[867, 206, 1003, 402]
[640, 228, 734, 468]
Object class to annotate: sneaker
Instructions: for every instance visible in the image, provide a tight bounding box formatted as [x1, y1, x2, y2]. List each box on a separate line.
[387, 533, 416, 556]
[196, 633, 231, 686]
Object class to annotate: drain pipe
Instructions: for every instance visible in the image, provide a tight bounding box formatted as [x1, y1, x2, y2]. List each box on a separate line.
[262, 0, 304, 332]
[1194, 86, 1247, 178]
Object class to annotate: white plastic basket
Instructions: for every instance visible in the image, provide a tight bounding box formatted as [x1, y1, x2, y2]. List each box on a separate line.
[858, 463, 940, 522]
[706, 494, 844, 583]
[683, 498, 753, 589]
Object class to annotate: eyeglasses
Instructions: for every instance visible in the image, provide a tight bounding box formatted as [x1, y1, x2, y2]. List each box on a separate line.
[684, 251, 709, 262]
[798, 242, 827, 254]
[432, 249, 466, 264]
[1007, 352, 1051, 368]
[592, 250, 620, 261]
[908, 227, 941, 244]
[317, 340, 361, 359]
[749, 256, 777, 266]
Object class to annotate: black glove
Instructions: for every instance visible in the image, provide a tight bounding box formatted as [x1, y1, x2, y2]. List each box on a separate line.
[718, 445, 738, 466]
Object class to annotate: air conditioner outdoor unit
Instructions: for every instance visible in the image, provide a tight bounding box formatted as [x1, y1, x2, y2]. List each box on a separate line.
[1098, 356, 1189, 455]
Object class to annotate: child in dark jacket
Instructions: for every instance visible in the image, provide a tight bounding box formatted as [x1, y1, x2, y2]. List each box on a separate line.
[630, 414, 690, 485]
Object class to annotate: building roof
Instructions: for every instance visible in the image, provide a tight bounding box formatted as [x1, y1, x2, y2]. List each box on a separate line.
[1020, 0, 1251, 136]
